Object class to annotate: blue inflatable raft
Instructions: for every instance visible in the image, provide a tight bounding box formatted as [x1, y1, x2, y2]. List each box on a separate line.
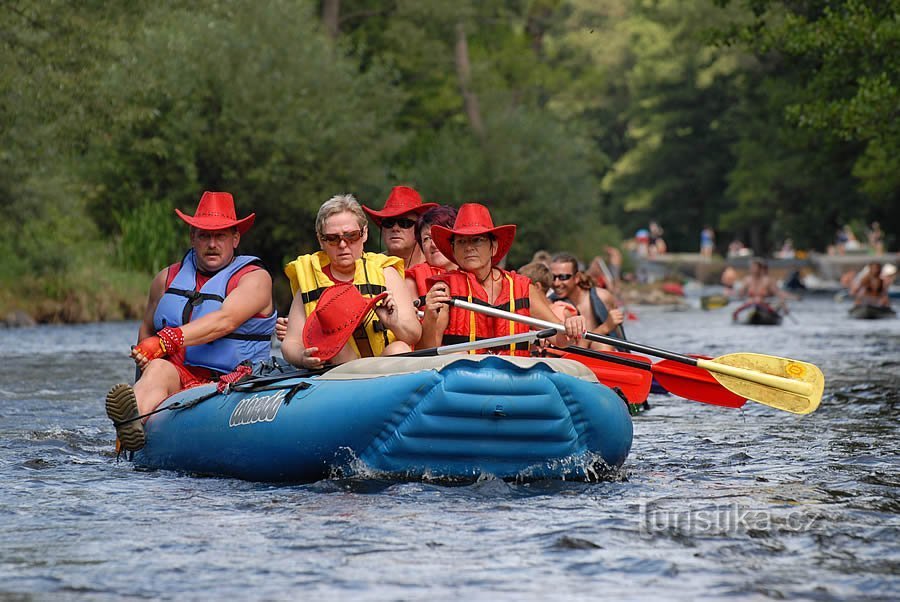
[132, 355, 633, 483]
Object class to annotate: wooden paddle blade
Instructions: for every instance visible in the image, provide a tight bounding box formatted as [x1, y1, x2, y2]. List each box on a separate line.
[651, 360, 746, 408]
[700, 353, 824, 414]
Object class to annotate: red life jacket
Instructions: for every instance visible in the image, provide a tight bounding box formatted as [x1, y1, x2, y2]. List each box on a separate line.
[406, 263, 448, 307]
[430, 269, 532, 356]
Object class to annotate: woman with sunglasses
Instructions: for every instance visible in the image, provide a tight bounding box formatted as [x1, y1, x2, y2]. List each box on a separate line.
[404, 205, 459, 309]
[282, 194, 420, 369]
[420, 203, 586, 355]
[363, 186, 437, 269]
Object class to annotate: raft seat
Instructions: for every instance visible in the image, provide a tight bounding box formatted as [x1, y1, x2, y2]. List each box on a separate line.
[317, 354, 600, 382]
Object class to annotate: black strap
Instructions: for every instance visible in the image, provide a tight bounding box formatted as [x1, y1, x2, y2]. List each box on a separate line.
[222, 332, 272, 342]
[165, 287, 225, 324]
[441, 334, 530, 351]
[301, 283, 387, 305]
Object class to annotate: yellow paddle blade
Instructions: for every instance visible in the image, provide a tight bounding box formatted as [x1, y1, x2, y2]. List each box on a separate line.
[700, 295, 730, 310]
[696, 353, 824, 415]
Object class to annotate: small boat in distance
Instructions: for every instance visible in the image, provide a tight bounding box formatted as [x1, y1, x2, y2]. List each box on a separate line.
[848, 304, 896, 320]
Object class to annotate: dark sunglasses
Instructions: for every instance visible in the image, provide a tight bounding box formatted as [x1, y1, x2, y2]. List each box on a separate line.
[552, 273, 574, 281]
[380, 217, 417, 229]
[320, 229, 364, 245]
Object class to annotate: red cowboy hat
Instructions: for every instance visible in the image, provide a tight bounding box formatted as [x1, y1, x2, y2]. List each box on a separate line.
[431, 203, 516, 266]
[303, 283, 388, 361]
[175, 191, 255, 234]
[362, 186, 438, 226]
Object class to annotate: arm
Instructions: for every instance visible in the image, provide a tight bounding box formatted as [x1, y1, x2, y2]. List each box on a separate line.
[404, 277, 420, 309]
[177, 269, 274, 346]
[281, 289, 319, 369]
[376, 266, 422, 346]
[420, 281, 452, 349]
[529, 287, 585, 345]
[594, 287, 625, 336]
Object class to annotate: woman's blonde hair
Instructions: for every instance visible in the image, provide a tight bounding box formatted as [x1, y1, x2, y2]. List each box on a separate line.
[315, 194, 368, 236]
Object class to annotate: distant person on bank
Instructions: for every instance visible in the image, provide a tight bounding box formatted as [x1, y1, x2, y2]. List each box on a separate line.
[105, 192, 277, 452]
[281, 194, 420, 369]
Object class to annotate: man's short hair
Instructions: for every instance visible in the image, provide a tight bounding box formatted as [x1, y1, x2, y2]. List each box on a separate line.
[518, 261, 552, 291]
[316, 194, 368, 236]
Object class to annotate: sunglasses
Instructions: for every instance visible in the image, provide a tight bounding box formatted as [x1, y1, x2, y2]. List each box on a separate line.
[380, 217, 417, 229]
[452, 235, 491, 248]
[552, 273, 574, 281]
[320, 229, 364, 245]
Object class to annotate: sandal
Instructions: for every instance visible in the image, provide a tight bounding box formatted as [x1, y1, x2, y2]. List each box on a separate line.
[105, 384, 146, 451]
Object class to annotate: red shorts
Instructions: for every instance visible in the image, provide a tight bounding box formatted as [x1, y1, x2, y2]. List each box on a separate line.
[168, 351, 221, 390]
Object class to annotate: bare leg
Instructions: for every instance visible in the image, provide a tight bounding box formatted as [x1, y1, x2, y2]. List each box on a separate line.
[134, 359, 182, 416]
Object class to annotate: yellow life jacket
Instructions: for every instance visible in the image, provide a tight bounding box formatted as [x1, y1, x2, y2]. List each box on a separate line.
[284, 251, 404, 357]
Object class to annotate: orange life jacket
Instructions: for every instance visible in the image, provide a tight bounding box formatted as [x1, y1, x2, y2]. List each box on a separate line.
[430, 269, 532, 356]
[406, 263, 448, 307]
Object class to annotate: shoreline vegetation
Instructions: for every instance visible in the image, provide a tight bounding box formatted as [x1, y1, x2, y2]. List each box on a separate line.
[3, 2, 896, 328]
[1, 256, 148, 327]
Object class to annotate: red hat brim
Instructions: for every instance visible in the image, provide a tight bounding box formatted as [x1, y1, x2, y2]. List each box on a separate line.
[302, 287, 388, 361]
[431, 222, 516, 266]
[362, 202, 439, 226]
[175, 208, 255, 234]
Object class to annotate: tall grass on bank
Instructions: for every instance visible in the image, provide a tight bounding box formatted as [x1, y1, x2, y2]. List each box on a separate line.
[115, 201, 184, 274]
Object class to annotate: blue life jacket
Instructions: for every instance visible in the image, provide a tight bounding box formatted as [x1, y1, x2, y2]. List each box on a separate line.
[154, 250, 276, 373]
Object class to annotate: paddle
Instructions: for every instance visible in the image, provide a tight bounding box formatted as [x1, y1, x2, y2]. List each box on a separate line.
[401, 329, 557, 357]
[448, 298, 824, 414]
[543, 346, 652, 404]
[549, 345, 746, 408]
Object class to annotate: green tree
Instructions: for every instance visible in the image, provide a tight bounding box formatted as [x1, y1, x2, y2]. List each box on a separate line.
[80, 1, 406, 271]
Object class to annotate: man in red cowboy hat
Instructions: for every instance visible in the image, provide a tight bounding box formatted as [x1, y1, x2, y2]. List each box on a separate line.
[105, 191, 276, 452]
[420, 203, 586, 354]
[362, 186, 437, 269]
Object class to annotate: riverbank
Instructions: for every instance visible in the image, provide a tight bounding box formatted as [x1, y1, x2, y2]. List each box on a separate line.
[0, 265, 147, 327]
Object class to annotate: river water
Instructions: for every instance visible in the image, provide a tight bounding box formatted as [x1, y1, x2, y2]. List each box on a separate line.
[0, 297, 897, 600]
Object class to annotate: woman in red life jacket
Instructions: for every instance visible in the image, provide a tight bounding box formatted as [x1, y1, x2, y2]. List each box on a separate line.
[420, 203, 585, 355]
[404, 205, 459, 309]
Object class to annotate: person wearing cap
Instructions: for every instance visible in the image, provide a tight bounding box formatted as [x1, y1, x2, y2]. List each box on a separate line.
[105, 192, 277, 451]
[420, 203, 586, 354]
[282, 194, 420, 369]
[548, 252, 625, 352]
[404, 205, 459, 309]
[362, 186, 437, 269]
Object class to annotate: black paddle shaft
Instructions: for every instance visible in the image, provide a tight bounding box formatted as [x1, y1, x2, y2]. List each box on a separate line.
[448, 299, 699, 367]
[555, 345, 652, 370]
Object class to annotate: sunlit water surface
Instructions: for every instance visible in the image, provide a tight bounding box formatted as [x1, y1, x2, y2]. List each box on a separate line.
[0, 298, 897, 600]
